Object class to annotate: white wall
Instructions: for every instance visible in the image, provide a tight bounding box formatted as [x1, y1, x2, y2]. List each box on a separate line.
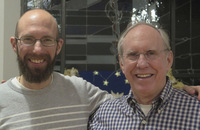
[0, 0, 20, 81]
[0, 0, 4, 81]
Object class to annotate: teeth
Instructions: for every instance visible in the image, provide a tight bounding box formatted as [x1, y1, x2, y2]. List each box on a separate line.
[30, 59, 44, 64]
[137, 74, 152, 78]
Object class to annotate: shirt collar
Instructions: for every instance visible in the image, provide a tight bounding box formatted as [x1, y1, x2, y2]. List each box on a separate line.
[127, 77, 174, 107]
[158, 77, 174, 103]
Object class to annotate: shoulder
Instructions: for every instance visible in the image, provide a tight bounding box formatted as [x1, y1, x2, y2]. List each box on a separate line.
[0, 79, 15, 94]
[53, 72, 89, 86]
[89, 95, 130, 123]
[98, 95, 129, 110]
[53, 72, 110, 96]
[173, 87, 198, 98]
[171, 87, 200, 105]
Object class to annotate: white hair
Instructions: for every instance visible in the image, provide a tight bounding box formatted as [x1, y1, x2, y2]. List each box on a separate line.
[117, 22, 171, 57]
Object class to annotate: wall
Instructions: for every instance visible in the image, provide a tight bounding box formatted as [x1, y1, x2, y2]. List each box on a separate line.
[0, 0, 20, 81]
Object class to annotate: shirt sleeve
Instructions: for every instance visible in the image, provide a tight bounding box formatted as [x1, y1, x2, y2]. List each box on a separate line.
[70, 75, 114, 113]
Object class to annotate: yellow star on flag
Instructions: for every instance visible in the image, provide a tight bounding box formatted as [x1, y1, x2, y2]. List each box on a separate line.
[125, 79, 129, 84]
[103, 80, 109, 86]
[115, 71, 121, 77]
[93, 71, 99, 75]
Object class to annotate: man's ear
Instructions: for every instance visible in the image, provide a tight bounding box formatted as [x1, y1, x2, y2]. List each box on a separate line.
[56, 38, 64, 55]
[119, 55, 125, 73]
[10, 37, 17, 54]
[167, 50, 173, 72]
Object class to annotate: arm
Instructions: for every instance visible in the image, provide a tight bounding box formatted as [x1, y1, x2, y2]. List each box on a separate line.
[167, 69, 200, 100]
[1, 80, 6, 83]
[183, 85, 200, 100]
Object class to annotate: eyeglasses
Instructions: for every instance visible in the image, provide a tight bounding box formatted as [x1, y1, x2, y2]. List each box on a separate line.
[123, 49, 169, 62]
[15, 36, 58, 47]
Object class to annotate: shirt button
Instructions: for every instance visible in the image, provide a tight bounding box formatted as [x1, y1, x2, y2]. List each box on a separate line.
[141, 120, 147, 124]
[158, 108, 163, 113]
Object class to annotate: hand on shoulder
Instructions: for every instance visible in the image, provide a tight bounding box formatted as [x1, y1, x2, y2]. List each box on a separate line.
[1, 80, 6, 83]
[183, 85, 200, 100]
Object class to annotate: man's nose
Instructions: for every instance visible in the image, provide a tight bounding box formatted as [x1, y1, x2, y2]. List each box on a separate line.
[32, 40, 44, 54]
[136, 54, 149, 68]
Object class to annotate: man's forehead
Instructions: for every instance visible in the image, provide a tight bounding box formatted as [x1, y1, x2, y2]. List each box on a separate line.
[122, 26, 165, 49]
[128, 24, 159, 35]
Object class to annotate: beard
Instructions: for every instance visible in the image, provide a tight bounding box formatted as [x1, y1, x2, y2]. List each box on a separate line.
[17, 52, 56, 83]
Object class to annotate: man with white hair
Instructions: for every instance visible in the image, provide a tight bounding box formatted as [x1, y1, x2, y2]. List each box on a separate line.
[89, 22, 200, 129]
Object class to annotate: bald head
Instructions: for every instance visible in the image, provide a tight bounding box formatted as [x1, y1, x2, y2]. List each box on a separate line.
[118, 22, 171, 57]
[15, 9, 59, 38]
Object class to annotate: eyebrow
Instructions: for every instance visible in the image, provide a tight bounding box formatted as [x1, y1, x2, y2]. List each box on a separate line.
[20, 35, 54, 39]
[126, 49, 156, 53]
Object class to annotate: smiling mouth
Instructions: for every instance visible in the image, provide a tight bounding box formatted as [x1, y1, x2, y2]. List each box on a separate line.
[30, 59, 44, 64]
[136, 74, 153, 78]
